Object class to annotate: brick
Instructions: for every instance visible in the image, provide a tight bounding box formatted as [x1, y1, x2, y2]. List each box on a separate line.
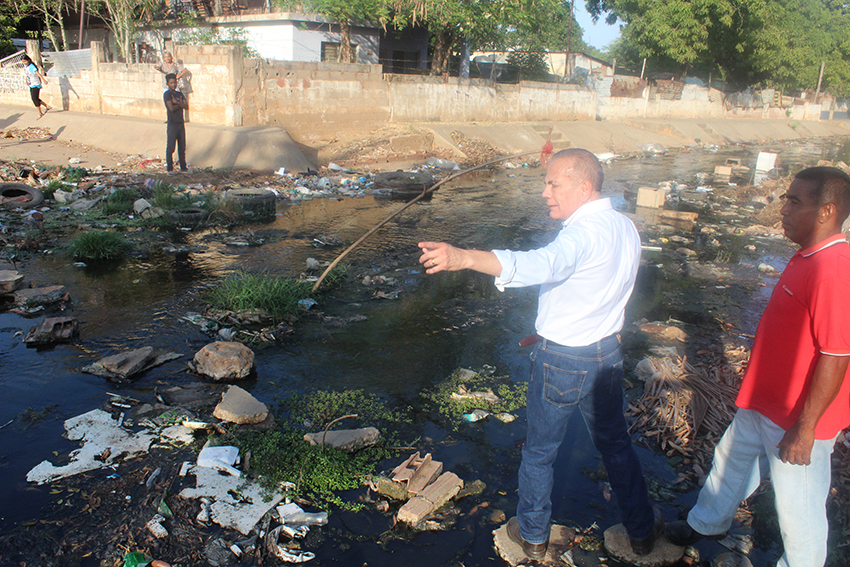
[397, 472, 463, 524]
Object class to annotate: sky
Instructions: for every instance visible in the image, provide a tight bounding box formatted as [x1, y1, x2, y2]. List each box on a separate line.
[573, 4, 621, 51]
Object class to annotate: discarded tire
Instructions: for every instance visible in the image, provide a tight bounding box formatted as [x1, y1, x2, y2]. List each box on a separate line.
[0, 183, 44, 208]
[224, 188, 276, 208]
[373, 171, 434, 191]
[168, 207, 209, 226]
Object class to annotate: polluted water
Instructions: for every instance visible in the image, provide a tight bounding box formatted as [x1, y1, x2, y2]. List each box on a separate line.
[1, 137, 849, 567]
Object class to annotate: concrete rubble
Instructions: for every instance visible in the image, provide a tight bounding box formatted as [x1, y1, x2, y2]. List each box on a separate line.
[23, 316, 78, 346]
[493, 523, 577, 566]
[191, 341, 255, 380]
[0, 270, 25, 294]
[82, 346, 183, 380]
[603, 523, 684, 566]
[13, 285, 69, 307]
[303, 426, 380, 451]
[27, 409, 157, 485]
[213, 385, 269, 425]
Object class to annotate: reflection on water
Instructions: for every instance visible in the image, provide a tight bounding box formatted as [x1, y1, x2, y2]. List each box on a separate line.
[1, 137, 847, 563]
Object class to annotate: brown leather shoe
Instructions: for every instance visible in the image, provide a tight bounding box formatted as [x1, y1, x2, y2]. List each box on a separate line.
[506, 516, 548, 560]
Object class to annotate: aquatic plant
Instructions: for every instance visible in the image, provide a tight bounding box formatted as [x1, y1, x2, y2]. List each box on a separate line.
[203, 268, 348, 320]
[421, 366, 528, 428]
[238, 389, 410, 511]
[68, 231, 130, 260]
[203, 272, 314, 320]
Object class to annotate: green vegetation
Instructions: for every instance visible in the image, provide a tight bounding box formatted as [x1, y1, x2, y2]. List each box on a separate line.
[40, 180, 66, 200]
[203, 267, 348, 321]
[61, 166, 89, 183]
[68, 231, 131, 260]
[102, 187, 141, 216]
[181, 24, 260, 58]
[203, 271, 316, 320]
[238, 389, 410, 511]
[421, 367, 527, 428]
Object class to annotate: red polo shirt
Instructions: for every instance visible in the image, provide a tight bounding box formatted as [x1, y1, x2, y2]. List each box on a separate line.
[736, 235, 850, 439]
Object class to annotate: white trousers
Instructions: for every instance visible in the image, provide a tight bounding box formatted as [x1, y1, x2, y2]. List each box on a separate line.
[688, 409, 835, 567]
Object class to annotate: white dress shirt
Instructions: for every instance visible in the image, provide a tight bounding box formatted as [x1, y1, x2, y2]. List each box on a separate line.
[492, 197, 641, 347]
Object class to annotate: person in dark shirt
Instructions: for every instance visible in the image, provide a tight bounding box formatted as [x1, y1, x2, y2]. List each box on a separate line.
[163, 73, 188, 172]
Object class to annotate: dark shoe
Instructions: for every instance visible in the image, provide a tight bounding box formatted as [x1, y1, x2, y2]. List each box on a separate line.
[666, 520, 724, 547]
[630, 509, 665, 556]
[506, 516, 548, 560]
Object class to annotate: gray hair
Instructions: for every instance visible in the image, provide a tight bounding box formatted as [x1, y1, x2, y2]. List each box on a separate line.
[550, 148, 604, 192]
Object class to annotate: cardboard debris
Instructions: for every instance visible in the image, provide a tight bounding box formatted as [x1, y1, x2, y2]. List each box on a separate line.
[27, 409, 157, 485]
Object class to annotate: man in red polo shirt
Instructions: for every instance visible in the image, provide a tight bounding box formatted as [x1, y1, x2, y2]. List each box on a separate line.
[667, 166, 850, 567]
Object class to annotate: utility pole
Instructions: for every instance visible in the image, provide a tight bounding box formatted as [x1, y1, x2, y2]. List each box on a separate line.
[564, 0, 574, 78]
[815, 61, 825, 103]
[79, 0, 86, 50]
[640, 58, 646, 80]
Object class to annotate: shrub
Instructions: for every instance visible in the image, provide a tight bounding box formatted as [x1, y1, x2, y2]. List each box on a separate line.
[68, 231, 130, 260]
[103, 187, 141, 216]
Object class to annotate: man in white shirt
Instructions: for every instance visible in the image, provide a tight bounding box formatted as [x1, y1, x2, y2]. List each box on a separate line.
[419, 148, 661, 559]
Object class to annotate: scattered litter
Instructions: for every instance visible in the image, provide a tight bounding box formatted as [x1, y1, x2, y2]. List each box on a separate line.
[463, 409, 490, 422]
[146, 514, 168, 538]
[197, 445, 241, 477]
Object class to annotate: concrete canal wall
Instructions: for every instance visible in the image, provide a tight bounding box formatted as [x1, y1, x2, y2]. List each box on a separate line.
[1, 42, 840, 146]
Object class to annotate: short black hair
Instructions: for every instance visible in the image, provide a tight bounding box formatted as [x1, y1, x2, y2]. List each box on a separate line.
[165, 73, 177, 82]
[550, 148, 604, 192]
[794, 166, 850, 222]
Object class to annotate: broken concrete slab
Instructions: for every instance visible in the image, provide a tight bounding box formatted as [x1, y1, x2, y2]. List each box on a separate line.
[27, 409, 157, 485]
[397, 472, 463, 524]
[159, 384, 218, 407]
[213, 385, 269, 425]
[82, 347, 182, 380]
[192, 341, 255, 380]
[23, 316, 78, 346]
[603, 523, 684, 566]
[303, 427, 380, 452]
[0, 270, 25, 294]
[493, 523, 576, 566]
[178, 465, 284, 535]
[14, 285, 68, 307]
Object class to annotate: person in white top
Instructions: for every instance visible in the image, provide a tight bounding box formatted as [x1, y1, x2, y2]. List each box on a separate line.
[419, 148, 662, 560]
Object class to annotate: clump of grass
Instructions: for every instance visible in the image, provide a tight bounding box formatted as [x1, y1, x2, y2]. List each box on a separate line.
[103, 187, 141, 216]
[68, 231, 131, 260]
[203, 271, 315, 320]
[61, 166, 88, 183]
[238, 389, 410, 511]
[40, 180, 66, 199]
[421, 366, 527, 428]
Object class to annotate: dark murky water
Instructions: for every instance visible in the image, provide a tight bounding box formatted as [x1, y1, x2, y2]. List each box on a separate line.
[2, 137, 848, 565]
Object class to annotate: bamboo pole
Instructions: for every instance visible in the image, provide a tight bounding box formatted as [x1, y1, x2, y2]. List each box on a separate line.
[311, 149, 541, 291]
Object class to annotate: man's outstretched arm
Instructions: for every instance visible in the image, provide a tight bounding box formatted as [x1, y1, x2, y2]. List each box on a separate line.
[418, 241, 502, 276]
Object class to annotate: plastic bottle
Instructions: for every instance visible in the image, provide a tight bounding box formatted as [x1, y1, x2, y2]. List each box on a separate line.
[283, 511, 328, 526]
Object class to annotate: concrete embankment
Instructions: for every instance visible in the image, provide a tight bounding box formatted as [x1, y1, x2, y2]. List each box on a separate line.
[2, 103, 848, 171]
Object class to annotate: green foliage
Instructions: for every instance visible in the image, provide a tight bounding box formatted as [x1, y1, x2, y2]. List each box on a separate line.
[103, 187, 141, 216]
[505, 51, 553, 83]
[40, 180, 65, 199]
[238, 389, 410, 511]
[421, 367, 527, 428]
[203, 271, 315, 320]
[61, 166, 88, 183]
[68, 231, 131, 260]
[180, 26, 260, 59]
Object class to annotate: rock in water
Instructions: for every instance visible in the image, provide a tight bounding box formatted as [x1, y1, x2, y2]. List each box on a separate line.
[193, 341, 254, 380]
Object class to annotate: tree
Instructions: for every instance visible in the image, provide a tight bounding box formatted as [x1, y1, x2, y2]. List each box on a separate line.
[11, 0, 72, 51]
[275, 0, 389, 63]
[87, 0, 159, 61]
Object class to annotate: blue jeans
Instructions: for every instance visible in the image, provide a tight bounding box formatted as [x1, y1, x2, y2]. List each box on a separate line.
[688, 409, 835, 567]
[517, 335, 655, 544]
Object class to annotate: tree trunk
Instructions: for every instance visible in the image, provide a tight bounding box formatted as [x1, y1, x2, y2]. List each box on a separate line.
[430, 29, 455, 75]
[338, 20, 352, 62]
